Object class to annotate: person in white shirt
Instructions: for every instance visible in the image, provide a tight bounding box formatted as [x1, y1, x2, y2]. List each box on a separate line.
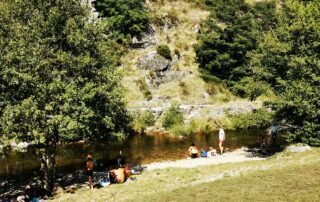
[218, 128, 225, 154]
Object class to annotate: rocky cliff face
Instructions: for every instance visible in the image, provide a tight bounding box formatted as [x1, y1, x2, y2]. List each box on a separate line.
[120, 0, 265, 128]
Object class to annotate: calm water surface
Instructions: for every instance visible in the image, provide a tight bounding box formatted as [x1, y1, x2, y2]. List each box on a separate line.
[0, 130, 269, 180]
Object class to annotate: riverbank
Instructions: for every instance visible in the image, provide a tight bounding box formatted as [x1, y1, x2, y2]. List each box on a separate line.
[145, 147, 265, 170]
[52, 146, 320, 201]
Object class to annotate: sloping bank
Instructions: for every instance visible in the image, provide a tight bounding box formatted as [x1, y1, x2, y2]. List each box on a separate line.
[52, 146, 320, 202]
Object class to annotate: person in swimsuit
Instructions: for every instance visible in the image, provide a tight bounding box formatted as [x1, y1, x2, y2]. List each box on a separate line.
[86, 154, 94, 190]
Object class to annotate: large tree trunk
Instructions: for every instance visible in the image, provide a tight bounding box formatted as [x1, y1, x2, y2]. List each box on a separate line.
[40, 137, 57, 195]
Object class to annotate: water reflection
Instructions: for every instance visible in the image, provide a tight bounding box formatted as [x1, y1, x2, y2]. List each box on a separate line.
[0, 130, 267, 179]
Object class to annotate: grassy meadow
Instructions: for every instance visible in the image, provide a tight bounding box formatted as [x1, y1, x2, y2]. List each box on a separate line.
[52, 147, 320, 202]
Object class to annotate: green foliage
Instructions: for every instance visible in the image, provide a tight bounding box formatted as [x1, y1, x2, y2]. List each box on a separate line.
[93, 0, 150, 38]
[230, 109, 274, 130]
[231, 77, 270, 101]
[161, 103, 183, 130]
[195, 0, 277, 81]
[168, 124, 193, 137]
[156, 44, 172, 60]
[197, 0, 320, 145]
[0, 0, 129, 144]
[247, 0, 320, 146]
[0, 0, 130, 193]
[132, 110, 156, 133]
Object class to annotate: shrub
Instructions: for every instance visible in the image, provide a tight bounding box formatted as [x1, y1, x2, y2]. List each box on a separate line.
[151, 13, 165, 27]
[167, 8, 179, 25]
[161, 103, 183, 129]
[169, 124, 192, 137]
[136, 78, 152, 100]
[94, 0, 150, 37]
[156, 44, 172, 60]
[132, 110, 156, 133]
[168, 120, 198, 137]
[230, 77, 271, 101]
[179, 81, 189, 96]
[230, 109, 274, 130]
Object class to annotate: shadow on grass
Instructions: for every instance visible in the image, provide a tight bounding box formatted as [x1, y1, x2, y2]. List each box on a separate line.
[0, 157, 141, 201]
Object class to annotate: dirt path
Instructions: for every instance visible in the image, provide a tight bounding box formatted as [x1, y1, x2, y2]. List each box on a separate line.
[144, 147, 265, 171]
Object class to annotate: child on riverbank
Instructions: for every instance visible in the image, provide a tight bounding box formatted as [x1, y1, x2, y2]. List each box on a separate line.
[200, 147, 207, 157]
[207, 147, 217, 157]
[86, 154, 94, 190]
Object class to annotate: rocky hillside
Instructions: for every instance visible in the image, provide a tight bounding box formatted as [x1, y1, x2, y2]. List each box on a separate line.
[119, 0, 262, 122]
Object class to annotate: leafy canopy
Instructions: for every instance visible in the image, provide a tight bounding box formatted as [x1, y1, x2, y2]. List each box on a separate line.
[0, 0, 130, 146]
[250, 0, 320, 146]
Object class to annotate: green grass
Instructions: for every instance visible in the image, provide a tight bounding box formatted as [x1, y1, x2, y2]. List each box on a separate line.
[52, 148, 320, 201]
[150, 163, 320, 202]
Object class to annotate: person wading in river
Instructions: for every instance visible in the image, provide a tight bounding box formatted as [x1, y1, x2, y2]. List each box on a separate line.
[218, 128, 225, 155]
[86, 154, 95, 190]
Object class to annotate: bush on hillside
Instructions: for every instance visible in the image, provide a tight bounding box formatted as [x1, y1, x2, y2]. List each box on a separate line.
[132, 110, 156, 133]
[156, 44, 172, 60]
[230, 109, 274, 130]
[94, 0, 150, 37]
[136, 78, 152, 100]
[161, 103, 183, 129]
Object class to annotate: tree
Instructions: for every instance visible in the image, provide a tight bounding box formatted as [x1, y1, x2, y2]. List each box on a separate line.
[246, 0, 320, 145]
[0, 0, 130, 194]
[195, 0, 277, 81]
[93, 0, 150, 39]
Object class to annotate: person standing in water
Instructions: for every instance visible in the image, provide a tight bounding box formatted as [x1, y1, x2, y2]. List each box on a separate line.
[271, 124, 278, 144]
[218, 128, 225, 155]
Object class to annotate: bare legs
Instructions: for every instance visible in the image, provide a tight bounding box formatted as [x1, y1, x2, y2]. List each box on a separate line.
[88, 176, 93, 190]
[219, 140, 224, 154]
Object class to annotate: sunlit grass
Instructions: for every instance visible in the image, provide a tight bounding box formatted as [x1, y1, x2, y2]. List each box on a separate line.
[52, 148, 320, 202]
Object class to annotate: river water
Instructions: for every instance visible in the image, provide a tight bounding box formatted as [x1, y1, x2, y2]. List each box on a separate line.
[0, 130, 271, 181]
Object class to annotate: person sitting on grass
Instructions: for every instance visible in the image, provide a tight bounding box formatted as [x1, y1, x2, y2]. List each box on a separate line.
[200, 147, 207, 157]
[86, 154, 95, 190]
[109, 164, 131, 184]
[207, 147, 217, 157]
[188, 143, 199, 158]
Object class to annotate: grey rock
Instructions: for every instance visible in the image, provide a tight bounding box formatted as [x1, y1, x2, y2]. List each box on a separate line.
[151, 107, 163, 117]
[137, 51, 171, 72]
[132, 26, 157, 48]
[193, 24, 201, 33]
[149, 71, 190, 87]
[227, 102, 256, 114]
